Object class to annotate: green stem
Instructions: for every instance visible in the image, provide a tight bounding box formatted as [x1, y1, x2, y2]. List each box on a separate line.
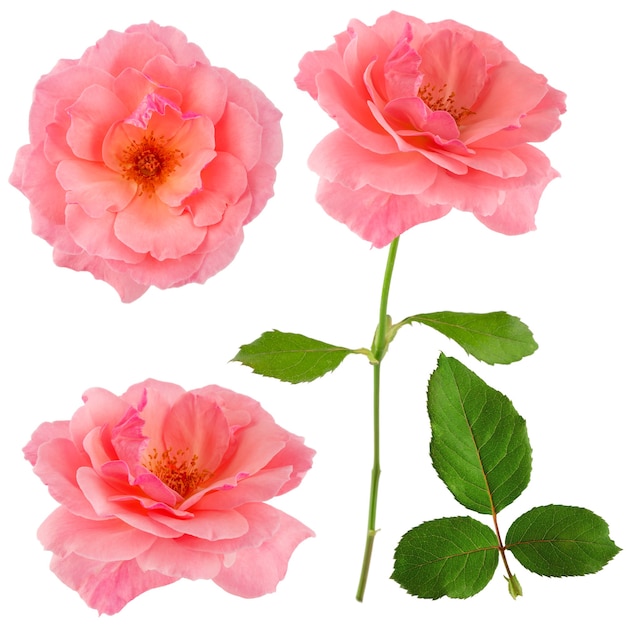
[356, 237, 400, 602]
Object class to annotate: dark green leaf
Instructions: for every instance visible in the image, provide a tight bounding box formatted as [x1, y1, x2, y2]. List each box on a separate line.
[392, 516, 499, 599]
[232, 330, 353, 383]
[428, 354, 532, 514]
[403, 311, 537, 365]
[506, 505, 621, 576]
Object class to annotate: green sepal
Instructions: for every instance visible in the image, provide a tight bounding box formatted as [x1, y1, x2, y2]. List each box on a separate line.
[505, 574, 523, 599]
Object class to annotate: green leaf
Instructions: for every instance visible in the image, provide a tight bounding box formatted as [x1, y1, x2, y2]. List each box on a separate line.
[392, 516, 499, 599]
[402, 311, 538, 365]
[232, 330, 354, 383]
[428, 354, 532, 514]
[506, 505, 621, 576]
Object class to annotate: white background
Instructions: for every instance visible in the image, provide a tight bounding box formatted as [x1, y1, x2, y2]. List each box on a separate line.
[1, 0, 624, 623]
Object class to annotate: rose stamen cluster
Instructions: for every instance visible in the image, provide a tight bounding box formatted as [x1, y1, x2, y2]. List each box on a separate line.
[417, 83, 474, 124]
[143, 447, 209, 498]
[120, 132, 184, 196]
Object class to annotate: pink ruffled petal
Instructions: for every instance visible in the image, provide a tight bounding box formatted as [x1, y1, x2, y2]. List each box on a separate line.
[265, 433, 316, 496]
[475, 144, 558, 234]
[111, 409, 148, 469]
[79, 29, 172, 76]
[180, 502, 280, 553]
[188, 152, 249, 227]
[12, 145, 72, 248]
[385, 97, 460, 142]
[418, 29, 486, 114]
[214, 101, 262, 170]
[126, 22, 209, 65]
[213, 505, 314, 598]
[194, 466, 293, 511]
[383, 25, 422, 101]
[178, 229, 244, 286]
[105, 250, 206, 290]
[371, 12, 432, 50]
[51, 248, 149, 302]
[123, 381, 182, 445]
[113, 194, 206, 260]
[455, 146, 527, 178]
[309, 130, 438, 195]
[474, 84, 566, 149]
[57, 159, 136, 217]
[143, 56, 227, 120]
[65, 203, 145, 263]
[112, 66, 182, 115]
[23, 420, 70, 466]
[70, 387, 133, 450]
[462, 61, 549, 144]
[132, 472, 179, 507]
[28, 65, 113, 145]
[121, 379, 185, 412]
[343, 18, 391, 101]
[76, 466, 183, 538]
[32, 437, 99, 520]
[148, 508, 249, 541]
[419, 168, 504, 217]
[156, 117, 217, 206]
[39, 507, 156, 561]
[315, 69, 396, 154]
[295, 46, 348, 100]
[135, 537, 222, 580]
[49, 552, 175, 615]
[211, 412, 290, 482]
[44, 118, 77, 164]
[82, 427, 118, 476]
[66, 85, 128, 161]
[161, 391, 231, 473]
[316, 178, 451, 248]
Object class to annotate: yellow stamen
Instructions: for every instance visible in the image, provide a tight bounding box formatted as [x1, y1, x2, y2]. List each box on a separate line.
[144, 447, 209, 497]
[418, 82, 475, 124]
[120, 131, 183, 196]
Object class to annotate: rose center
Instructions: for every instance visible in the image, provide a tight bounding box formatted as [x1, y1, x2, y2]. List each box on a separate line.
[418, 82, 474, 124]
[144, 447, 209, 497]
[120, 131, 183, 196]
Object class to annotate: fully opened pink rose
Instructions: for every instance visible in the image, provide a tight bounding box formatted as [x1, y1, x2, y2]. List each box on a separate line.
[24, 380, 314, 614]
[10, 23, 282, 301]
[295, 12, 566, 246]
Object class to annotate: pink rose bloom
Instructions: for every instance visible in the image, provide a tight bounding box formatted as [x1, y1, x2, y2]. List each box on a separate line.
[24, 380, 314, 614]
[11, 23, 282, 301]
[295, 12, 566, 246]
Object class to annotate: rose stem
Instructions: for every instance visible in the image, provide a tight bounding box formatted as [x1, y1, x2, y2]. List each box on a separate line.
[356, 236, 400, 602]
